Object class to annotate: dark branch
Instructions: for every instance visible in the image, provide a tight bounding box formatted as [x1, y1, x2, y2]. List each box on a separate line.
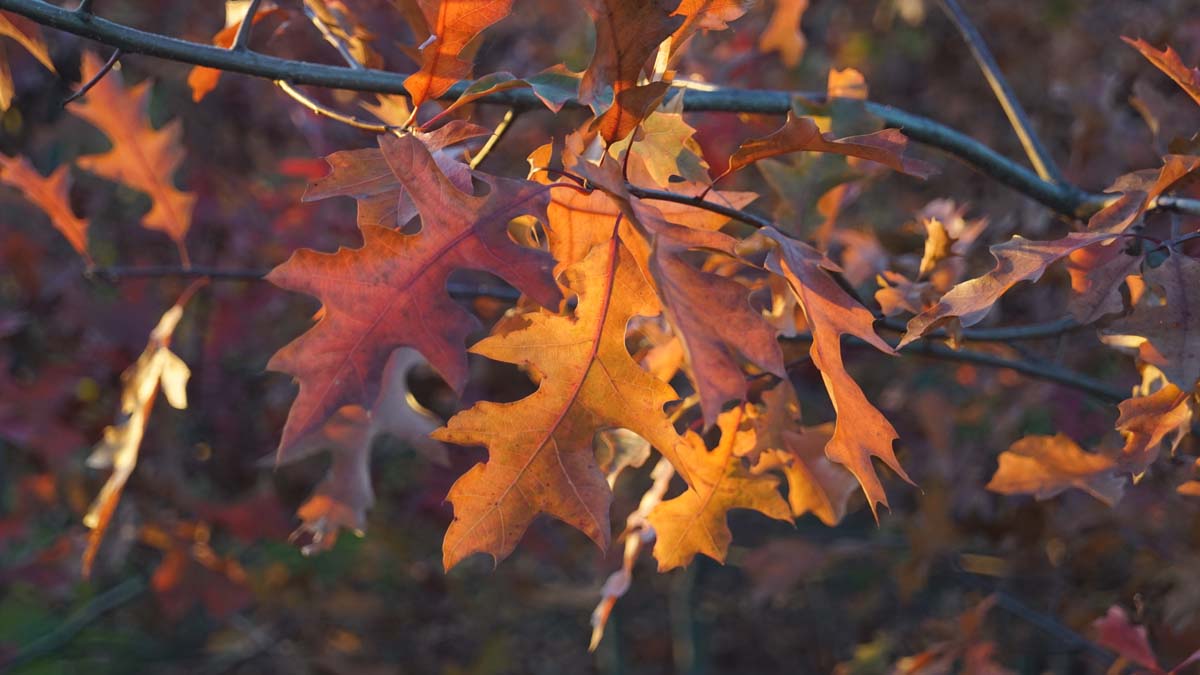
[937, 0, 1065, 185]
[0, 0, 1099, 217]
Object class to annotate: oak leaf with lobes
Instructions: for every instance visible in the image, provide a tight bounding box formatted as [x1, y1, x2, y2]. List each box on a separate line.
[268, 132, 561, 455]
[404, 0, 514, 108]
[435, 236, 689, 570]
[757, 228, 911, 514]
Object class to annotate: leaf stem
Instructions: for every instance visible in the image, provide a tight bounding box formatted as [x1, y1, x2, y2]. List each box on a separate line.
[276, 80, 395, 133]
[469, 108, 518, 169]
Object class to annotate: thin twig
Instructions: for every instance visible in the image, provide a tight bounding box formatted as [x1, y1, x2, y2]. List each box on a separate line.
[74, 0, 91, 14]
[230, 0, 264, 51]
[62, 47, 120, 104]
[877, 315, 1086, 342]
[937, 0, 1065, 185]
[0, 0, 1100, 217]
[469, 108, 517, 170]
[1153, 194, 1200, 218]
[628, 185, 774, 229]
[1, 576, 147, 671]
[276, 80, 393, 133]
[301, 1, 363, 70]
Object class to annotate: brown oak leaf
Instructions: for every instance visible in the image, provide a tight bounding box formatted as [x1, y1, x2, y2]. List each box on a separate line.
[986, 434, 1124, 506]
[1124, 37, 1200, 108]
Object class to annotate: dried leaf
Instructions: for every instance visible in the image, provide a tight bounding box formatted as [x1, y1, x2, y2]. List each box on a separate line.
[759, 0, 809, 67]
[71, 51, 196, 250]
[0, 9, 55, 111]
[404, 0, 515, 107]
[1124, 37, 1200, 108]
[435, 236, 686, 569]
[0, 155, 90, 263]
[1066, 242, 1143, 324]
[269, 132, 561, 454]
[901, 232, 1114, 347]
[83, 302, 191, 577]
[725, 113, 935, 179]
[986, 434, 1124, 506]
[1102, 254, 1200, 391]
[648, 406, 790, 570]
[1093, 605, 1161, 672]
[759, 228, 911, 514]
[1116, 384, 1192, 472]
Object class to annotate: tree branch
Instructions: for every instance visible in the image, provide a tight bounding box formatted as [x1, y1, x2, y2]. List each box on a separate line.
[937, 0, 1065, 184]
[230, 0, 263, 51]
[0, 0, 1100, 217]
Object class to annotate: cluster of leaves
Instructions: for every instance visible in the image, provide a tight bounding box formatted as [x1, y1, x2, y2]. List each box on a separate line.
[3, 0, 1200, 670]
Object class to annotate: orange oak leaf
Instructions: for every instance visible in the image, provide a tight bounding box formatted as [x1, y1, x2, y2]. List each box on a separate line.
[0, 155, 90, 263]
[83, 297, 193, 577]
[579, 0, 683, 143]
[986, 434, 1124, 506]
[724, 113, 935, 179]
[286, 348, 446, 554]
[187, 2, 287, 102]
[1102, 253, 1200, 391]
[647, 405, 790, 571]
[404, 0, 514, 108]
[0, 9, 55, 111]
[1087, 156, 1200, 235]
[303, 120, 488, 230]
[759, 0, 809, 67]
[758, 228, 911, 514]
[71, 51, 196, 255]
[1115, 383, 1192, 473]
[268, 132, 561, 454]
[900, 232, 1115, 347]
[650, 241, 785, 426]
[434, 235, 687, 569]
[750, 382, 859, 526]
[1124, 37, 1200, 108]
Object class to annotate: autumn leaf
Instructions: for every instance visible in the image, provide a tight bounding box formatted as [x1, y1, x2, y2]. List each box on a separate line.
[435, 235, 688, 570]
[0, 154, 90, 263]
[0, 9, 55, 111]
[285, 348, 447, 554]
[900, 232, 1114, 347]
[1124, 37, 1200, 108]
[187, 1, 287, 102]
[1066, 242, 1143, 324]
[579, 0, 683, 143]
[435, 66, 581, 118]
[724, 112, 935, 180]
[71, 51, 197, 258]
[671, 0, 750, 48]
[1115, 383, 1192, 473]
[269, 132, 561, 454]
[1087, 156, 1200, 235]
[750, 382, 859, 526]
[1093, 606, 1161, 672]
[986, 434, 1124, 506]
[404, 0, 515, 108]
[647, 405, 790, 571]
[1102, 253, 1200, 391]
[303, 120, 489, 230]
[759, 0, 809, 67]
[756, 228, 911, 513]
[650, 241, 785, 426]
[83, 295, 194, 577]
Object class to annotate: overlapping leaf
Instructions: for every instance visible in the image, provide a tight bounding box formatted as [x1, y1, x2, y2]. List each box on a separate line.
[1102, 253, 1200, 391]
[647, 406, 790, 570]
[435, 236, 687, 569]
[987, 434, 1124, 506]
[901, 232, 1115, 347]
[268, 133, 561, 454]
[758, 228, 911, 513]
[1124, 37, 1200, 108]
[404, 0, 514, 108]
